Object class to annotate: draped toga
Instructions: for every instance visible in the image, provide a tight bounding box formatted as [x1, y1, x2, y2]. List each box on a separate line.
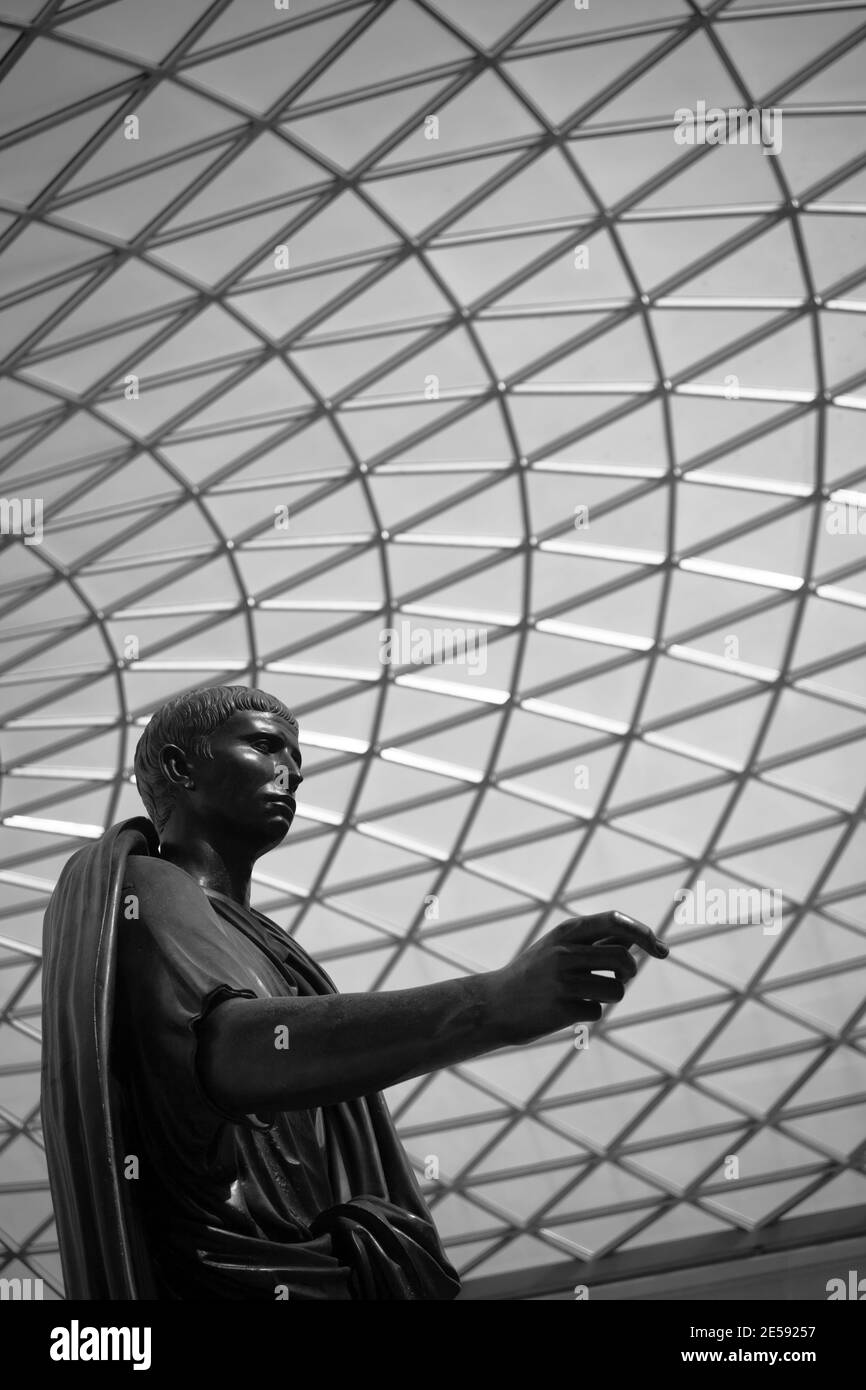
[41, 818, 460, 1301]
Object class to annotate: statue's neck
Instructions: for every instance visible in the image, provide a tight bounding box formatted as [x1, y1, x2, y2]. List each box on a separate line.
[156, 836, 253, 910]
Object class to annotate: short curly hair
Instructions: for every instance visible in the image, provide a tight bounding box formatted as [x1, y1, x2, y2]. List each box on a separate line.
[133, 685, 298, 833]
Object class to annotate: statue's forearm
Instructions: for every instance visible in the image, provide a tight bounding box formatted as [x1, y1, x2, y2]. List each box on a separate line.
[196, 971, 509, 1113]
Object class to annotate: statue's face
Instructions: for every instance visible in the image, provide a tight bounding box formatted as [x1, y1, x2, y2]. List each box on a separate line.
[176, 709, 303, 852]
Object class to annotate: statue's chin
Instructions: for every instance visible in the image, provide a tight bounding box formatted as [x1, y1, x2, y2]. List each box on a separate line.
[260, 820, 292, 851]
[216, 815, 291, 854]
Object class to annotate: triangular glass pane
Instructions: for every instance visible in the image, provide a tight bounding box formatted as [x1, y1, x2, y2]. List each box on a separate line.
[186, 13, 358, 114]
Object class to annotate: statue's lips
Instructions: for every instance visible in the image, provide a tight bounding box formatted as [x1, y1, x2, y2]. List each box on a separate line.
[265, 796, 296, 818]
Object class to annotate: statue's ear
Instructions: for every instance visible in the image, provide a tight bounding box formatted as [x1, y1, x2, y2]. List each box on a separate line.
[159, 743, 194, 789]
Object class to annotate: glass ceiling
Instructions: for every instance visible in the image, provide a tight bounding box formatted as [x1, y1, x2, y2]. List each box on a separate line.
[1, 0, 865, 1298]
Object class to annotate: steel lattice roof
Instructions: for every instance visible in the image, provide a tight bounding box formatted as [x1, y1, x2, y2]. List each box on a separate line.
[0, 0, 865, 1298]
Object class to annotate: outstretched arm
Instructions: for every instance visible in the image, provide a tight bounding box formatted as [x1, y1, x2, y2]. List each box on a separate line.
[197, 912, 669, 1113]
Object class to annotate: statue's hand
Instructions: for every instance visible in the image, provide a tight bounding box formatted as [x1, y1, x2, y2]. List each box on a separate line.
[492, 911, 669, 1045]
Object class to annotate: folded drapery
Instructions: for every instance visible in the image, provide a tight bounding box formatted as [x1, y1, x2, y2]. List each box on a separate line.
[311, 1197, 460, 1300]
[41, 818, 460, 1301]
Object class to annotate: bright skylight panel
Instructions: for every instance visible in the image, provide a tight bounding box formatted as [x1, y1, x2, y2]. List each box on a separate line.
[2, 816, 104, 838]
[380, 747, 485, 782]
[537, 619, 655, 651]
[112, 603, 236, 617]
[513, 382, 656, 395]
[7, 767, 116, 781]
[679, 558, 804, 590]
[496, 777, 593, 819]
[643, 731, 741, 772]
[293, 803, 343, 826]
[687, 472, 812, 498]
[0, 868, 58, 891]
[266, 660, 379, 681]
[535, 460, 665, 479]
[260, 598, 382, 613]
[245, 533, 372, 547]
[520, 698, 629, 736]
[541, 539, 666, 566]
[675, 384, 816, 405]
[395, 673, 511, 704]
[815, 585, 866, 608]
[667, 644, 778, 682]
[132, 659, 249, 671]
[402, 602, 519, 626]
[828, 489, 866, 507]
[300, 730, 370, 754]
[355, 821, 448, 860]
[394, 533, 522, 549]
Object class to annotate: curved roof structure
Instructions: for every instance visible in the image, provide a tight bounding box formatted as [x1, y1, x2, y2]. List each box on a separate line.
[0, 0, 865, 1298]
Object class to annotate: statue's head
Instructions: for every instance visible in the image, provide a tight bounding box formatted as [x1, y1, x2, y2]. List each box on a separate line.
[133, 685, 302, 847]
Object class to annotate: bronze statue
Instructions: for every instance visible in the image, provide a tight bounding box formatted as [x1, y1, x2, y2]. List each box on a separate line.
[41, 685, 669, 1300]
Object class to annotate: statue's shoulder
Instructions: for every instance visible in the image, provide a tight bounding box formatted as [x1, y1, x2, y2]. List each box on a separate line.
[122, 851, 175, 887]
[118, 855, 225, 975]
[121, 853, 212, 919]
